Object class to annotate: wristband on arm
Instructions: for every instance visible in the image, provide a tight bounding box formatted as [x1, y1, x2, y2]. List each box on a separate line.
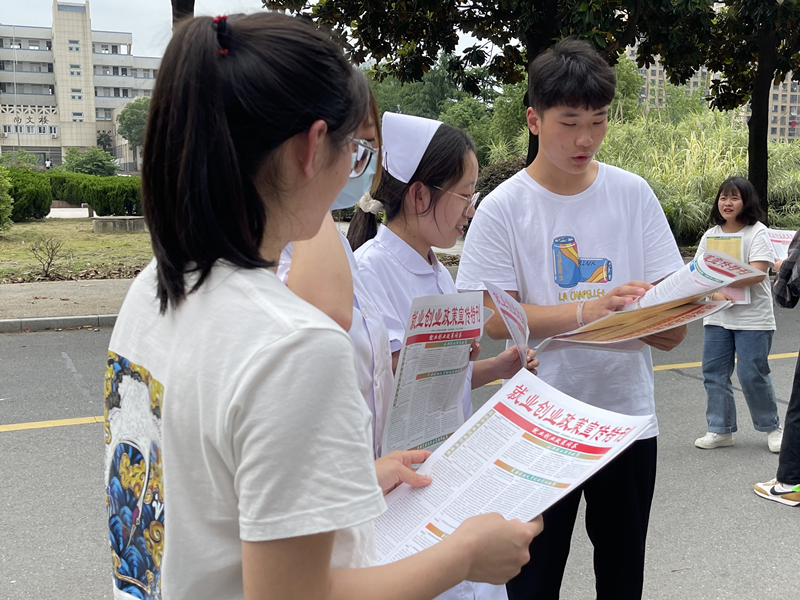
[576, 300, 586, 328]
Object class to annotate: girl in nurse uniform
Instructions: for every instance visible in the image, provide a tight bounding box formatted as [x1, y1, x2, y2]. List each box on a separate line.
[350, 112, 539, 600]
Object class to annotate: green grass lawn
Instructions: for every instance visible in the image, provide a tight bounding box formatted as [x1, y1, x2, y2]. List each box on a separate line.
[0, 218, 153, 283]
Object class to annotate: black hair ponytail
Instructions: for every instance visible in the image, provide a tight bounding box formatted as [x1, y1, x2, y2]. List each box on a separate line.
[142, 13, 369, 312]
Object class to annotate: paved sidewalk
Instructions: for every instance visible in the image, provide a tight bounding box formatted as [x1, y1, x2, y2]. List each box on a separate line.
[0, 279, 131, 332]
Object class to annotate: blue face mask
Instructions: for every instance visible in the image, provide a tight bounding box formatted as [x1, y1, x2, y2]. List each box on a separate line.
[331, 158, 377, 211]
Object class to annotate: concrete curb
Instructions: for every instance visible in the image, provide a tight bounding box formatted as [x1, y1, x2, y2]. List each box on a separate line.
[0, 314, 117, 333]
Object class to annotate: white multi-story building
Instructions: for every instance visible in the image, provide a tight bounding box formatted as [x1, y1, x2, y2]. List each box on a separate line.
[0, 0, 160, 169]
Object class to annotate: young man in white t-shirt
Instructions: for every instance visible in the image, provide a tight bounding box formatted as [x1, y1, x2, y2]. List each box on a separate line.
[456, 38, 687, 600]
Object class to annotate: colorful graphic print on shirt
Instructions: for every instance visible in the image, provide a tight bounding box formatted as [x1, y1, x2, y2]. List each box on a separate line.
[552, 236, 613, 289]
[104, 352, 164, 600]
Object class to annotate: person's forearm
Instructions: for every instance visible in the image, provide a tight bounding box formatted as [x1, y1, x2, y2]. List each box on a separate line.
[482, 290, 582, 340]
[471, 357, 500, 388]
[287, 213, 353, 330]
[330, 536, 470, 600]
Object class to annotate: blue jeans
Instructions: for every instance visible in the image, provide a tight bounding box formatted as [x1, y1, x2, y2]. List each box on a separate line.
[702, 326, 780, 433]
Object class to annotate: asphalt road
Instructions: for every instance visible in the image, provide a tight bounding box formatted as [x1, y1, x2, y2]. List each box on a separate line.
[1, 309, 799, 599]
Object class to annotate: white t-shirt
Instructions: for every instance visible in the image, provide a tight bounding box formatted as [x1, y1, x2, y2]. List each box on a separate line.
[456, 163, 684, 439]
[355, 224, 474, 421]
[279, 233, 395, 457]
[104, 260, 386, 600]
[696, 222, 776, 330]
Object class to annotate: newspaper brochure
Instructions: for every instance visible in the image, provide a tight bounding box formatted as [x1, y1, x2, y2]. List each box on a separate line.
[626, 250, 762, 310]
[767, 228, 796, 261]
[704, 234, 749, 304]
[380, 292, 484, 457]
[375, 369, 653, 564]
[484, 282, 529, 366]
[533, 249, 761, 351]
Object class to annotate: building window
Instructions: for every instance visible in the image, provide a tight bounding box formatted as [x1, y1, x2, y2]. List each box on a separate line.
[772, 105, 778, 112]
[773, 94, 779, 101]
[72, 111, 84, 122]
[68, 39, 80, 52]
[102, 66, 110, 75]
[104, 87, 111, 96]
[122, 88, 129, 97]
[650, 69, 656, 76]
[49, 125, 59, 135]
[121, 67, 127, 76]
[2, 125, 11, 134]
[143, 89, 151, 97]
[152, 69, 157, 78]
[28, 40, 40, 50]
[143, 69, 150, 78]
[31, 84, 43, 95]
[10, 39, 21, 49]
[113, 66, 119, 76]
[71, 87, 83, 100]
[693, 81, 699, 88]
[31, 62, 42, 72]
[114, 87, 120, 97]
[772, 116, 778, 124]
[771, 127, 778, 135]
[792, 95, 798, 104]
[46, 40, 52, 50]
[112, 45, 118, 54]
[38, 125, 47, 134]
[130, 68, 137, 77]
[26, 125, 36, 134]
[100, 44, 109, 53]
[69, 63, 81, 76]
[790, 128, 796, 137]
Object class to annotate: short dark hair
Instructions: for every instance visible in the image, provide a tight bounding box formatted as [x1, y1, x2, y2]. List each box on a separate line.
[528, 37, 616, 114]
[710, 176, 765, 226]
[347, 124, 476, 250]
[143, 12, 368, 312]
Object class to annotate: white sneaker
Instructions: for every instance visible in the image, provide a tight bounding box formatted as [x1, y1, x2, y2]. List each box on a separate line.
[768, 426, 783, 453]
[695, 432, 733, 449]
[754, 478, 800, 507]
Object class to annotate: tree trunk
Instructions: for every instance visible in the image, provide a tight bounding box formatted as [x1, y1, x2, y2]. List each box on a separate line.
[748, 28, 778, 225]
[171, 0, 196, 27]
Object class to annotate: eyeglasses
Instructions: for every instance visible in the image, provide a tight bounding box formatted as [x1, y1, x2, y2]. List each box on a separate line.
[347, 136, 378, 179]
[432, 186, 481, 217]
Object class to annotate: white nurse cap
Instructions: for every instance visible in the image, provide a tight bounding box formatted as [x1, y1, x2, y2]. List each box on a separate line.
[381, 112, 443, 184]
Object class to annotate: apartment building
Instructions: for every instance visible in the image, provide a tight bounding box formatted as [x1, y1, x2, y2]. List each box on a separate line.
[625, 47, 798, 143]
[0, 0, 160, 168]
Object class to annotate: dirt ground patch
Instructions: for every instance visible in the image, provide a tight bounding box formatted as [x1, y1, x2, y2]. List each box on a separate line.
[0, 219, 152, 283]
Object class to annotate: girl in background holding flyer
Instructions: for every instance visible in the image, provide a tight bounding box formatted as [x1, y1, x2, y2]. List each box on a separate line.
[694, 177, 783, 452]
[351, 112, 538, 600]
[104, 13, 542, 600]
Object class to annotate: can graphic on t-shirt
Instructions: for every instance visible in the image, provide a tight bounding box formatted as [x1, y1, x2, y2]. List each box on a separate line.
[553, 236, 581, 288]
[579, 258, 613, 284]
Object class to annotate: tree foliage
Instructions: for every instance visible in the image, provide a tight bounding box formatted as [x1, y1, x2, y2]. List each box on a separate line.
[611, 55, 644, 122]
[64, 146, 118, 177]
[97, 131, 113, 153]
[0, 148, 39, 168]
[0, 165, 13, 229]
[116, 97, 151, 152]
[637, 0, 800, 220]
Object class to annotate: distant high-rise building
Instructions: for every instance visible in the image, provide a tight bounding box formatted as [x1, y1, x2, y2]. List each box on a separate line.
[0, 0, 160, 169]
[625, 46, 798, 144]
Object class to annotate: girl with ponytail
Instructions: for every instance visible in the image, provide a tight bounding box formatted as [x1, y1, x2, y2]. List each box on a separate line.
[104, 12, 540, 600]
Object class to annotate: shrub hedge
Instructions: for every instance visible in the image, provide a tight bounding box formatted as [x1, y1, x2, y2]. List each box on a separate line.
[5, 169, 142, 221]
[7, 167, 51, 222]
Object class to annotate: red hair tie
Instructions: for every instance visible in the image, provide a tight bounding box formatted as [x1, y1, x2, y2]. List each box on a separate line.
[213, 15, 228, 24]
[218, 49, 229, 56]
